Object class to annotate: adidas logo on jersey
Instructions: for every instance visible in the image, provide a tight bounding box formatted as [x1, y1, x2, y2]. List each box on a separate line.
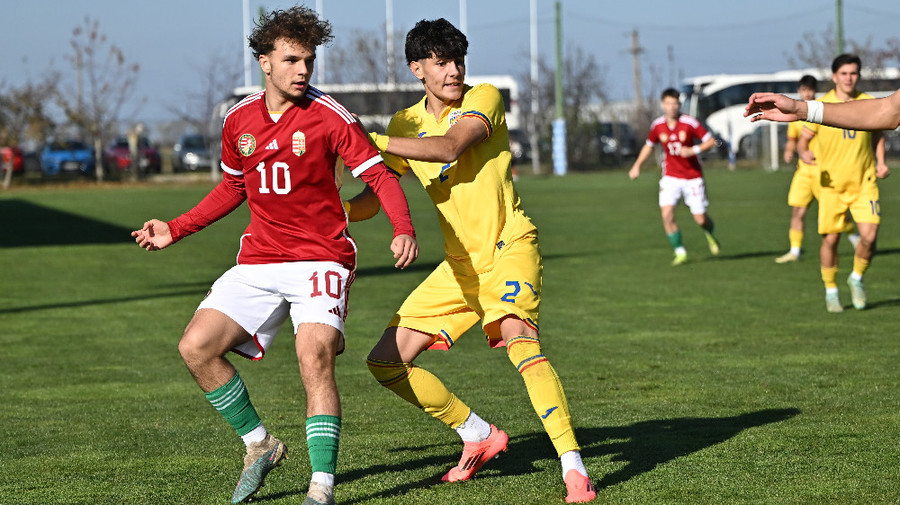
[329, 306, 342, 317]
[265, 139, 279, 150]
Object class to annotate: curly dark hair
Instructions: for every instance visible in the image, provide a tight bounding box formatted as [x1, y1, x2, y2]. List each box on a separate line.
[248, 6, 333, 59]
[405, 18, 468, 64]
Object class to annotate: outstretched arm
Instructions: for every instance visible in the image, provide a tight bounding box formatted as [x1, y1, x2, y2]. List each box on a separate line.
[746, 90, 900, 131]
[370, 115, 488, 164]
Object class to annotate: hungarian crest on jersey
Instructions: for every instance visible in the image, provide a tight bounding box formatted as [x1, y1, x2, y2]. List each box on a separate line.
[238, 134, 256, 156]
[292, 130, 306, 157]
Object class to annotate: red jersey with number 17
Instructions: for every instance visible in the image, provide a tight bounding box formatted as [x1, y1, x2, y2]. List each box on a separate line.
[645, 114, 711, 180]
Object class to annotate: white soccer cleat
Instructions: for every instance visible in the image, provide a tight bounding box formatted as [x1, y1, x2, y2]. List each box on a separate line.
[775, 251, 800, 263]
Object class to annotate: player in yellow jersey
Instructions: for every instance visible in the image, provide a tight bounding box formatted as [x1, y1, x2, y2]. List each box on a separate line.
[776, 75, 860, 264]
[347, 18, 596, 503]
[795, 54, 889, 312]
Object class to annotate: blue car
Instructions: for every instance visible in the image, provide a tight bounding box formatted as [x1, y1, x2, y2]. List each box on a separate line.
[40, 139, 95, 176]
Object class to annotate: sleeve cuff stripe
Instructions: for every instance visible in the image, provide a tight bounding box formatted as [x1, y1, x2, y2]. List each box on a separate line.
[221, 162, 242, 176]
[351, 155, 384, 177]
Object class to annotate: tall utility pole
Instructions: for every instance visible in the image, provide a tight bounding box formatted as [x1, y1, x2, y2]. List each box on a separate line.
[316, 0, 326, 84]
[242, 0, 252, 88]
[460, 0, 468, 68]
[552, 0, 567, 176]
[529, 0, 540, 175]
[836, 0, 845, 54]
[630, 29, 644, 123]
[386, 0, 395, 84]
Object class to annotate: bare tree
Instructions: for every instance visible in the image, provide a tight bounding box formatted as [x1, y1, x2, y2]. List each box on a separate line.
[0, 79, 57, 148]
[518, 45, 608, 170]
[327, 27, 410, 84]
[56, 17, 141, 182]
[786, 25, 884, 71]
[166, 50, 243, 165]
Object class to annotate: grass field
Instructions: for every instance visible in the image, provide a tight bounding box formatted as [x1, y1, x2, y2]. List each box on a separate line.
[2, 165, 900, 505]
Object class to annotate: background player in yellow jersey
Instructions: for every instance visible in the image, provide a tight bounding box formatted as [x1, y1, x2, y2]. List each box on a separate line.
[795, 54, 889, 312]
[348, 18, 596, 503]
[776, 75, 859, 264]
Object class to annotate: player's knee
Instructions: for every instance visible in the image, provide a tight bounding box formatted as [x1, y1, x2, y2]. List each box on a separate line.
[366, 358, 413, 388]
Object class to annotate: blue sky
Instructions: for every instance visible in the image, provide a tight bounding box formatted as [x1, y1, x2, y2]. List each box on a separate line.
[2, 0, 897, 128]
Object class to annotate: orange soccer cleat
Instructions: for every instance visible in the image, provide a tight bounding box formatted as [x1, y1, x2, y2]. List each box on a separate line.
[564, 469, 597, 503]
[441, 424, 509, 482]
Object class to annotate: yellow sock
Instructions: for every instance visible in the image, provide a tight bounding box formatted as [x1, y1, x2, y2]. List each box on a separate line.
[506, 336, 579, 457]
[821, 266, 838, 289]
[852, 255, 870, 277]
[366, 359, 470, 428]
[789, 229, 803, 250]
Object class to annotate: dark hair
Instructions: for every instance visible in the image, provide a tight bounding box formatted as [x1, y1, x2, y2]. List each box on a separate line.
[831, 53, 861, 74]
[405, 18, 468, 64]
[248, 6, 333, 59]
[661, 88, 680, 101]
[798, 74, 818, 91]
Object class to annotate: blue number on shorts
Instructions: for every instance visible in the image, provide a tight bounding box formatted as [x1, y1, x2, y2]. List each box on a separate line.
[870, 200, 881, 216]
[842, 129, 857, 139]
[501, 281, 521, 303]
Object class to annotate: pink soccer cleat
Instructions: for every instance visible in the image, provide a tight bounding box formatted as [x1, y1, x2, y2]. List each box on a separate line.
[441, 424, 509, 482]
[564, 469, 597, 503]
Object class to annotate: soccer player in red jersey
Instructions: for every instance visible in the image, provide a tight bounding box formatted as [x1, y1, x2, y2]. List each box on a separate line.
[131, 7, 417, 505]
[629, 88, 720, 265]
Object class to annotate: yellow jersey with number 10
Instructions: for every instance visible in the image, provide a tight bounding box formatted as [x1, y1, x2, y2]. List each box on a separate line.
[804, 90, 877, 192]
[380, 83, 537, 275]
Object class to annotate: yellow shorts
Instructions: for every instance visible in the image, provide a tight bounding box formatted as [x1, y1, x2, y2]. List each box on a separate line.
[388, 235, 542, 350]
[818, 184, 880, 234]
[786, 165, 820, 208]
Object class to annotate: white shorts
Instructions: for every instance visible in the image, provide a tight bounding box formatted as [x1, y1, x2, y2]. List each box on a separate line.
[197, 261, 353, 360]
[659, 175, 709, 215]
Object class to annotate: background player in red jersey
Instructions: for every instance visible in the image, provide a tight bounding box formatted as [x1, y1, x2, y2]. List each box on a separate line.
[629, 88, 720, 265]
[131, 6, 417, 505]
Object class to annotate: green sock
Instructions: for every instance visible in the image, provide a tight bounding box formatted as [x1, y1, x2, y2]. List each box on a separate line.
[204, 373, 262, 436]
[306, 415, 341, 474]
[667, 230, 683, 250]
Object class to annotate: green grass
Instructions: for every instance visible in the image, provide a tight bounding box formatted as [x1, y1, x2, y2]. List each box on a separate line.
[2, 165, 900, 504]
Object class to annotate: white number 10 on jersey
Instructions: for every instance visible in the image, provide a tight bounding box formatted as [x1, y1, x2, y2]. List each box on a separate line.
[255, 161, 292, 194]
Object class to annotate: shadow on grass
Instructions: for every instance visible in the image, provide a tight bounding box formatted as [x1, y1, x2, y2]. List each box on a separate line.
[330, 407, 800, 503]
[0, 199, 133, 247]
[708, 250, 785, 261]
[0, 288, 210, 314]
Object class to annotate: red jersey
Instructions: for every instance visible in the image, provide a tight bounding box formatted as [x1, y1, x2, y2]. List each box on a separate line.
[167, 87, 414, 269]
[645, 114, 711, 179]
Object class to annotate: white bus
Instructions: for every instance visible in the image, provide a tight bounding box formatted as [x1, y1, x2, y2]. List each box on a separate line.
[212, 75, 521, 135]
[680, 68, 900, 156]
[208, 76, 523, 175]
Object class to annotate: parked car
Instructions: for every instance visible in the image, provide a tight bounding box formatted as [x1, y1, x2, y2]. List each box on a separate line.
[104, 136, 161, 173]
[597, 122, 638, 158]
[172, 134, 212, 172]
[40, 139, 95, 176]
[0, 146, 24, 173]
[508, 128, 532, 164]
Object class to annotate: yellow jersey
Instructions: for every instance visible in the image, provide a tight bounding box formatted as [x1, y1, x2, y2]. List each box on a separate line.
[805, 90, 877, 192]
[381, 83, 537, 274]
[787, 120, 815, 174]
